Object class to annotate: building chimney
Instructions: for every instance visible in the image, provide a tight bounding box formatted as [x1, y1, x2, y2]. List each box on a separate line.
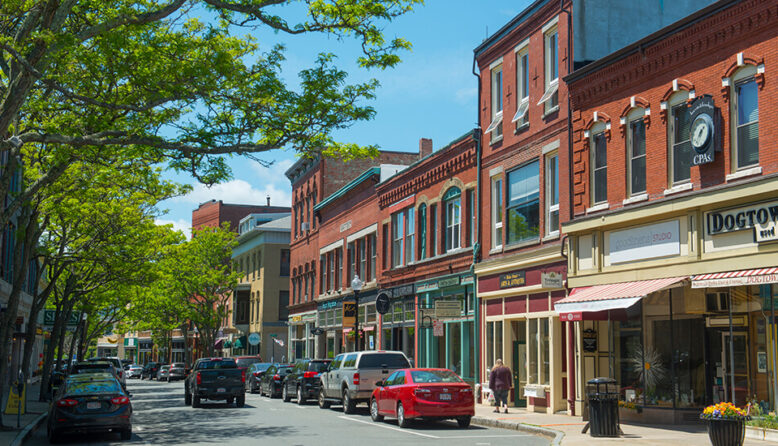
[266, 195, 271, 206]
[419, 138, 433, 159]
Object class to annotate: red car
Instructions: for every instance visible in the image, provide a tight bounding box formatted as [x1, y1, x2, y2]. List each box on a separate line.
[370, 368, 474, 428]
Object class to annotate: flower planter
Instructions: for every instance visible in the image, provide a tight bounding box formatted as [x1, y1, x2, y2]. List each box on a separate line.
[705, 418, 746, 446]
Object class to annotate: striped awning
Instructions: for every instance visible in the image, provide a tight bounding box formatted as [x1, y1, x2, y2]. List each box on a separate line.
[691, 267, 778, 288]
[555, 277, 686, 321]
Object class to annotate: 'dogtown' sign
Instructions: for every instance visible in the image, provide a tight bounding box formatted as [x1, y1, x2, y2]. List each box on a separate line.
[706, 200, 778, 236]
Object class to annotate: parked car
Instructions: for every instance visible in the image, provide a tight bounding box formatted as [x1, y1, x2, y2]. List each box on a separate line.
[370, 368, 474, 428]
[70, 361, 122, 388]
[258, 364, 293, 398]
[157, 365, 170, 381]
[126, 365, 143, 379]
[246, 362, 273, 393]
[185, 357, 245, 408]
[282, 359, 331, 405]
[319, 351, 411, 414]
[234, 355, 263, 371]
[167, 363, 187, 381]
[141, 362, 160, 380]
[47, 373, 132, 442]
[88, 357, 126, 389]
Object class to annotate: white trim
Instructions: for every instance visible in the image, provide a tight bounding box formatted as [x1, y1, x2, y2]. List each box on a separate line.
[542, 139, 560, 154]
[319, 239, 343, 255]
[489, 57, 503, 70]
[537, 78, 559, 106]
[586, 203, 609, 214]
[660, 101, 667, 110]
[672, 79, 679, 91]
[689, 89, 696, 99]
[757, 64, 765, 74]
[593, 111, 598, 122]
[489, 166, 504, 177]
[541, 15, 559, 33]
[645, 107, 651, 116]
[722, 77, 730, 87]
[555, 296, 642, 314]
[583, 130, 590, 138]
[726, 166, 762, 182]
[663, 182, 693, 196]
[486, 110, 503, 133]
[737, 52, 744, 66]
[513, 38, 530, 53]
[622, 193, 648, 205]
[630, 96, 636, 108]
[619, 117, 626, 125]
[346, 223, 378, 243]
[542, 233, 560, 242]
[511, 97, 529, 123]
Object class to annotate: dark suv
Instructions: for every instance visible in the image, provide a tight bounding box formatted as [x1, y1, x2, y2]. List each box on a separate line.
[281, 359, 331, 405]
[141, 362, 160, 380]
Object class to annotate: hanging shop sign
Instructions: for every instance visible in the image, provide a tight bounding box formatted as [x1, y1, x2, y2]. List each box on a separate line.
[541, 271, 564, 289]
[582, 329, 597, 353]
[437, 276, 460, 288]
[434, 300, 462, 318]
[375, 292, 391, 315]
[689, 95, 717, 166]
[608, 219, 680, 264]
[342, 302, 357, 328]
[499, 271, 526, 289]
[248, 333, 261, 346]
[706, 200, 778, 239]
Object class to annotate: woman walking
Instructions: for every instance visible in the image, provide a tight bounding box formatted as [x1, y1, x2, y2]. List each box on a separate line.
[489, 359, 513, 414]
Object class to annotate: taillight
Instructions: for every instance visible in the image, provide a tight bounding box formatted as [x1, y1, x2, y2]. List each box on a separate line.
[241, 369, 246, 383]
[118, 371, 123, 378]
[196, 372, 201, 385]
[111, 396, 130, 405]
[353, 373, 360, 386]
[459, 388, 473, 393]
[273, 374, 280, 381]
[303, 371, 319, 378]
[56, 398, 78, 407]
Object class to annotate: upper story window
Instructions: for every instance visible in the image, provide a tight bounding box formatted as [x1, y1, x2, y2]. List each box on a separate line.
[627, 109, 647, 196]
[668, 91, 692, 185]
[507, 161, 539, 244]
[732, 65, 759, 170]
[429, 204, 438, 257]
[418, 204, 427, 261]
[443, 187, 461, 252]
[391, 210, 405, 267]
[539, 18, 559, 114]
[513, 41, 530, 128]
[486, 61, 504, 141]
[405, 206, 415, 264]
[591, 124, 608, 205]
[359, 238, 368, 280]
[467, 189, 476, 247]
[369, 233, 377, 280]
[491, 176, 503, 249]
[319, 254, 325, 294]
[347, 241, 356, 284]
[545, 153, 559, 236]
[327, 251, 334, 291]
[280, 249, 290, 276]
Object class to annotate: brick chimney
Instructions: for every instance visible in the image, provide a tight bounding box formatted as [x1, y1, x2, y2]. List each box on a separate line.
[419, 138, 433, 159]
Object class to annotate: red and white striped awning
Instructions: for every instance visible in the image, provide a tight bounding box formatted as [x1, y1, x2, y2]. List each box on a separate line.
[555, 277, 686, 321]
[691, 268, 778, 288]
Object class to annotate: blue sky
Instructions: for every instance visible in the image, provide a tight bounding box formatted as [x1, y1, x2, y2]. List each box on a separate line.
[156, 1, 533, 235]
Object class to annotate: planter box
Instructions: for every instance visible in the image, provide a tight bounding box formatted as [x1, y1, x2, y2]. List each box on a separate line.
[705, 419, 746, 446]
[746, 425, 778, 443]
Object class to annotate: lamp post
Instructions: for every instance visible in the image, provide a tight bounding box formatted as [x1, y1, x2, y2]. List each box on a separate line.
[351, 275, 363, 351]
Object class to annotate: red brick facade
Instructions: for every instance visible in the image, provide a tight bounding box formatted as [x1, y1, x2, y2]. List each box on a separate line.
[192, 200, 289, 233]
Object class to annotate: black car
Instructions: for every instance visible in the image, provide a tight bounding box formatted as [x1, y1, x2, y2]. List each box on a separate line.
[141, 362, 160, 380]
[282, 359, 331, 405]
[258, 364, 293, 398]
[246, 362, 273, 394]
[47, 373, 132, 442]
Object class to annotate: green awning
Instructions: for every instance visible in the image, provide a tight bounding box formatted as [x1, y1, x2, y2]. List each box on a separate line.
[233, 336, 246, 349]
[224, 341, 232, 348]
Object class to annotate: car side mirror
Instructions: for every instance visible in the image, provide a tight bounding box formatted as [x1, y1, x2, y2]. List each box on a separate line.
[375, 380, 384, 387]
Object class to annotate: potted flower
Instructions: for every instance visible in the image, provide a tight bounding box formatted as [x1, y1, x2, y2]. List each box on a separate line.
[700, 402, 750, 446]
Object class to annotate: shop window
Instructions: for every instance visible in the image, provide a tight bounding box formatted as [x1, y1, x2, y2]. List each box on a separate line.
[627, 109, 647, 196]
[591, 126, 608, 205]
[732, 65, 759, 170]
[491, 176, 503, 249]
[528, 318, 550, 385]
[668, 91, 692, 185]
[444, 187, 461, 252]
[486, 61, 503, 141]
[545, 152, 559, 236]
[507, 160, 540, 244]
[418, 204, 427, 260]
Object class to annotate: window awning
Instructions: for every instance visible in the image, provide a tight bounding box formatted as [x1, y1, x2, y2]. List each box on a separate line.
[555, 277, 686, 321]
[537, 78, 559, 106]
[214, 338, 224, 349]
[485, 110, 503, 133]
[691, 268, 778, 288]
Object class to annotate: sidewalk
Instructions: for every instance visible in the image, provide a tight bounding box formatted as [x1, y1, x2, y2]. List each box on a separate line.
[471, 404, 776, 446]
[0, 378, 49, 446]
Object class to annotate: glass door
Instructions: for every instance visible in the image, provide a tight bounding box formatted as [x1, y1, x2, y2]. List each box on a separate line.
[512, 320, 527, 407]
[721, 332, 749, 406]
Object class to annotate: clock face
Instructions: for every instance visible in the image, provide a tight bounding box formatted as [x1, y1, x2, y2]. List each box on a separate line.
[690, 114, 713, 152]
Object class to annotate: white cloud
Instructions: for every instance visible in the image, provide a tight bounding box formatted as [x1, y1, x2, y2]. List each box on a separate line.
[175, 179, 292, 208]
[156, 218, 192, 239]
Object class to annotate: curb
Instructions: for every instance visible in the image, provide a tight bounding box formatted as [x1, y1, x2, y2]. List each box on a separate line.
[9, 413, 46, 446]
[472, 416, 565, 445]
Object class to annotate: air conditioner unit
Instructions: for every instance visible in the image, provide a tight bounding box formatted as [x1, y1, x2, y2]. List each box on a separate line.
[301, 222, 310, 232]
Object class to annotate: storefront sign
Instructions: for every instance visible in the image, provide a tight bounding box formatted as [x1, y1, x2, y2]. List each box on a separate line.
[318, 299, 340, 311]
[438, 277, 460, 288]
[608, 220, 680, 264]
[541, 272, 563, 289]
[40, 310, 81, 327]
[340, 220, 352, 232]
[582, 329, 597, 353]
[416, 282, 438, 293]
[391, 284, 415, 298]
[248, 333, 260, 346]
[692, 274, 778, 288]
[706, 201, 778, 236]
[433, 320, 444, 337]
[689, 95, 716, 166]
[755, 220, 778, 243]
[434, 300, 462, 318]
[291, 315, 302, 323]
[499, 271, 526, 289]
[461, 275, 474, 286]
[342, 302, 357, 328]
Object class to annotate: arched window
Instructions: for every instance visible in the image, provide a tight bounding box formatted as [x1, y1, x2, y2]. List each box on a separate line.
[443, 187, 461, 251]
[730, 65, 759, 171]
[589, 121, 608, 205]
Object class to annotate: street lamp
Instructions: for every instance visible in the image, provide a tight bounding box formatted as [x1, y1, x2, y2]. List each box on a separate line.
[351, 275, 363, 351]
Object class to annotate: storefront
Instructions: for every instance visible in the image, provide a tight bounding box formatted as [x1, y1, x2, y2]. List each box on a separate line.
[123, 337, 137, 362]
[381, 285, 415, 361]
[416, 274, 475, 383]
[138, 339, 153, 364]
[316, 299, 343, 359]
[289, 311, 316, 360]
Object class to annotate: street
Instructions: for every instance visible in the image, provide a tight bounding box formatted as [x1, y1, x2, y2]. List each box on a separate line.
[28, 379, 550, 446]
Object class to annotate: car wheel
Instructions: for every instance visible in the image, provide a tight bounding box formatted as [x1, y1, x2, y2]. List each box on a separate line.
[318, 390, 331, 409]
[270, 384, 278, 399]
[370, 398, 384, 422]
[192, 396, 201, 408]
[457, 416, 471, 428]
[185, 389, 192, 405]
[297, 386, 305, 405]
[282, 384, 291, 402]
[236, 395, 245, 408]
[397, 402, 410, 428]
[250, 382, 256, 394]
[342, 389, 356, 414]
[120, 427, 132, 441]
[167, 376, 171, 383]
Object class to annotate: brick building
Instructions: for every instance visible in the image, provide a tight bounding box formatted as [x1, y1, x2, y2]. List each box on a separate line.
[559, 0, 778, 423]
[192, 199, 290, 233]
[285, 150, 424, 360]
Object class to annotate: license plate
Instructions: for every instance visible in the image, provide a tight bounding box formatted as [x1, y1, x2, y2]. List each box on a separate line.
[439, 393, 451, 401]
[87, 402, 101, 409]
[217, 388, 226, 393]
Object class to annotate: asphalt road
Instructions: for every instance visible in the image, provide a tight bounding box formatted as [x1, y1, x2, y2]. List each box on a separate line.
[28, 379, 550, 446]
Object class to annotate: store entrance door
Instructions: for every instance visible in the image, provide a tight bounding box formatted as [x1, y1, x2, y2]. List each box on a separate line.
[722, 332, 749, 406]
[512, 320, 527, 407]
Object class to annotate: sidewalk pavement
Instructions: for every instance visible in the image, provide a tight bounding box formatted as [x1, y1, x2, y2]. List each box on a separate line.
[0, 378, 49, 446]
[471, 404, 776, 446]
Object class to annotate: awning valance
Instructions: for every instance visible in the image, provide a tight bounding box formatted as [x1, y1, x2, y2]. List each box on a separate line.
[214, 338, 224, 349]
[555, 277, 685, 321]
[692, 268, 778, 288]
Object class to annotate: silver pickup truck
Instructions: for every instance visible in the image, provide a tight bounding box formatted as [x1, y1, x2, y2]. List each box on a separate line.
[318, 351, 411, 414]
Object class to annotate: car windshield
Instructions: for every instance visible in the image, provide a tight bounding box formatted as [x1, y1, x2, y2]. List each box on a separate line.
[197, 360, 237, 369]
[66, 379, 122, 395]
[357, 354, 410, 369]
[161, 366, 170, 370]
[410, 370, 463, 383]
[73, 364, 113, 373]
[236, 358, 261, 368]
[253, 363, 272, 372]
[309, 361, 330, 372]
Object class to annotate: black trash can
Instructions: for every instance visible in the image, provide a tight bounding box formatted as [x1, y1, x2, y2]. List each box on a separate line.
[586, 377, 620, 437]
